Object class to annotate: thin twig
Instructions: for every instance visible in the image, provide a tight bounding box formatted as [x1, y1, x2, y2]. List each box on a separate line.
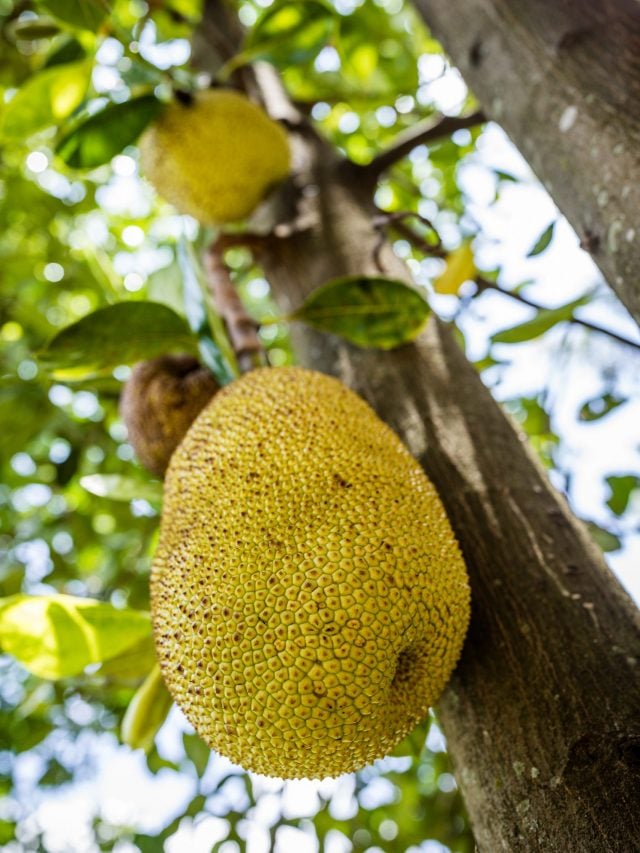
[372, 210, 446, 272]
[204, 239, 268, 373]
[213, 232, 272, 254]
[364, 110, 486, 179]
[476, 277, 640, 352]
[391, 219, 447, 258]
[392, 226, 639, 351]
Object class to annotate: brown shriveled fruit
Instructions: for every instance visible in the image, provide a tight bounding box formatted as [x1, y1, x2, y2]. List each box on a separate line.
[120, 355, 219, 477]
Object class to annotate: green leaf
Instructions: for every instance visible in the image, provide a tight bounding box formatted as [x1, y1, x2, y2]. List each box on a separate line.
[1, 61, 90, 140]
[44, 36, 86, 68]
[0, 594, 151, 679]
[37, 0, 108, 31]
[10, 18, 61, 40]
[511, 396, 551, 436]
[56, 94, 163, 169]
[38, 301, 198, 380]
[586, 521, 622, 553]
[289, 276, 430, 350]
[337, 2, 419, 95]
[145, 747, 180, 775]
[491, 295, 590, 345]
[80, 474, 163, 505]
[473, 354, 506, 372]
[0, 820, 16, 845]
[185, 793, 208, 818]
[494, 169, 519, 182]
[606, 475, 640, 517]
[99, 635, 158, 681]
[121, 665, 173, 753]
[177, 239, 239, 385]
[146, 260, 187, 317]
[183, 732, 211, 776]
[579, 392, 626, 422]
[526, 221, 556, 257]
[39, 757, 73, 786]
[0, 382, 54, 457]
[242, 0, 335, 67]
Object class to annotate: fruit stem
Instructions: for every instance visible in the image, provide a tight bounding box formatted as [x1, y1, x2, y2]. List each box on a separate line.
[204, 240, 268, 373]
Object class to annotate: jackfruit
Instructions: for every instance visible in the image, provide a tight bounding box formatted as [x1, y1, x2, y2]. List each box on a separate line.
[139, 89, 291, 224]
[151, 366, 470, 779]
[120, 355, 218, 477]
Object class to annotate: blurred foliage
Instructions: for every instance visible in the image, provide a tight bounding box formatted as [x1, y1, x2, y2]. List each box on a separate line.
[0, 0, 637, 851]
[288, 276, 430, 349]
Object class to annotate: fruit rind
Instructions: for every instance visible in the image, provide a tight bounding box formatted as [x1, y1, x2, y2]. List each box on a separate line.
[151, 366, 470, 779]
[139, 89, 291, 224]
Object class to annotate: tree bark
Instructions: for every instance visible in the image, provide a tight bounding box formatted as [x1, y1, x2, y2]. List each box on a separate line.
[198, 5, 640, 850]
[412, 0, 640, 328]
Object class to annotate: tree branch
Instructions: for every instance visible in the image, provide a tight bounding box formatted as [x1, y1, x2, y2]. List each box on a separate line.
[372, 210, 445, 271]
[203, 239, 268, 373]
[385, 220, 640, 352]
[476, 276, 640, 352]
[364, 110, 486, 179]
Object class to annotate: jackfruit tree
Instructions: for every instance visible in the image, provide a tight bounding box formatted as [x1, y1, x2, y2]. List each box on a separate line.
[0, 1, 639, 852]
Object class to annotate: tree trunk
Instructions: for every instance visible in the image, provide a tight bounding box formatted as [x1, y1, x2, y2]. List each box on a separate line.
[413, 0, 640, 329]
[198, 5, 640, 850]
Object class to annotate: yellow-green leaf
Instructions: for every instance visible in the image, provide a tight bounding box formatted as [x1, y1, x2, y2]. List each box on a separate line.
[579, 393, 626, 423]
[38, 301, 198, 380]
[10, 17, 61, 40]
[242, 0, 335, 67]
[0, 595, 151, 679]
[289, 276, 430, 350]
[527, 221, 556, 257]
[37, 0, 108, 32]
[1, 61, 90, 139]
[491, 295, 591, 345]
[433, 241, 477, 295]
[605, 475, 640, 517]
[121, 665, 173, 753]
[80, 474, 162, 505]
[99, 635, 158, 681]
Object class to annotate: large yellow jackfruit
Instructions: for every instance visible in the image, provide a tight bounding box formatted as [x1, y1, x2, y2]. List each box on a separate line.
[151, 367, 470, 779]
[139, 89, 290, 224]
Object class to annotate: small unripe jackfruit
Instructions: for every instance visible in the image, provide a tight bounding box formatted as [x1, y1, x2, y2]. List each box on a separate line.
[139, 89, 291, 224]
[120, 355, 219, 477]
[151, 367, 470, 779]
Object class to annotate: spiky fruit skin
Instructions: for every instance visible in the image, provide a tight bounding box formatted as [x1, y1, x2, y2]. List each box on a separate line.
[139, 89, 291, 224]
[151, 367, 470, 779]
[120, 355, 219, 477]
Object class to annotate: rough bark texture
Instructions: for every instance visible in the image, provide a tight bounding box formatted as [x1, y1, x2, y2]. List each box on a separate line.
[413, 0, 640, 328]
[199, 4, 640, 850]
